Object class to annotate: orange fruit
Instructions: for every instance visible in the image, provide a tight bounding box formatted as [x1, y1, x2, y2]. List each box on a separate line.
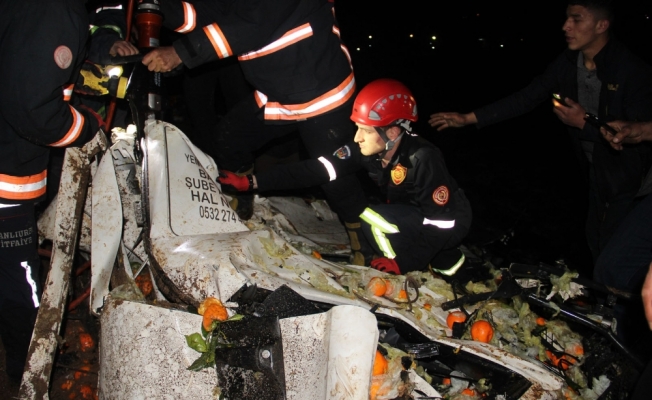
[369, 379, 381, 400]
[423, 303, 432, 311]
[202, 303, 229, 331]
[198, 297, 223, 315]
[366, 277, 387, 297]
[536, 317, 546, 326]
[462, 388, 476, 396]
[135, 273, 153, 297]
[398, 289, 408, 300]
[442, 377, 451, 385]
[372, 350, 388, 375]
[470, 320, 494, 343]
[546, 350, 575, 370]
[566, 342, 584, 356]
[312, 250, 322, 259]
[446, 311, 467, 329]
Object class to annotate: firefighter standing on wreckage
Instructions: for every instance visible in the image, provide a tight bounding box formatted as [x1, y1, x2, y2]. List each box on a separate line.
[0, 0, 105, 384]
[219, 79, 473, 275]
[142, 0, 374, 265]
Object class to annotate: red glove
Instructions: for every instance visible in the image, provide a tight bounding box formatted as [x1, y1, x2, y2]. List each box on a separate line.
[218, 170, 254, 192]
[370, 257, 401, 275]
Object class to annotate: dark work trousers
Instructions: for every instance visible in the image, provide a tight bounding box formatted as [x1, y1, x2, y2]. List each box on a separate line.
[360, 204, 468, 273]
[212, 95, 368, 222]
[0, 203, 41, 382]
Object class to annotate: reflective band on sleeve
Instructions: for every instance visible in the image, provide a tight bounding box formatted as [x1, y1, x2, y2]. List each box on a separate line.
[340, 44, 352, 65]
[96, 5, 123, 13]
[239, 24, 312, 61]
[332, 25, 340, 38]
[262, 73, 355, 120]
[51, 105, 85, 147]
[21, 262, 40, 308]
[372, 227, 396, 259]
[0, 171, 47, 201]
[432, 253, 465, 276]
[423, 218, 455, 229]
[175, 2, 196, 33]
[62, 84, 73, 102]
[317, 157, 337, 181]
[204, 23, 233, 59]
[254, 91, 268, 108]
[360, 207, 399, 233]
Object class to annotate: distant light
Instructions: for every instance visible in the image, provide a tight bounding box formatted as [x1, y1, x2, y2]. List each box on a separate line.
[369, 45, 372, 47]
[431, 36, 437, 40]
[478, 38, 484, 41]
[476, 13, 480, 17]
[356, 47, 360, 51]
[431, 46, 435, 49]
[409, 34, 414, 38]
[369, 35, 373, 39]
[500, 44, 504, 48]
[521, 38, 524, 41]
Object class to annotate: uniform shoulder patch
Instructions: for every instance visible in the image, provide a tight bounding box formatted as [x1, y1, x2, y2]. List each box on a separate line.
[333, 145, 351, 159]
[54, 45, 73, 69]
[391, 163, 407, 185]
[433, 185, 449, 205]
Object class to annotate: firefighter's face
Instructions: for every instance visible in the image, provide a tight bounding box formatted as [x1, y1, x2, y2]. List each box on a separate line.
[354, 123, 385, 155]
[562, 5, 609, 52]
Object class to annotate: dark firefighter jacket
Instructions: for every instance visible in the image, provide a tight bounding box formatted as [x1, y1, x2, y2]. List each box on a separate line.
[473, 38, 652, 203]
[255, 132, 472, 249]
[160, 0, 354, 122]
[0, 0, 101, 204]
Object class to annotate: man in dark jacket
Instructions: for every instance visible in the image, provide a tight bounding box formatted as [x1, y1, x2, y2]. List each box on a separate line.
[429, 0, 652, 263]
[140, 0, 372, 265]
[219, 79, 472, 274]
[0, 0, 103, 383]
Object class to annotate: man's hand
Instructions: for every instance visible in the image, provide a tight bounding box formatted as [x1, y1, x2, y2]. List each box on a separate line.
[142, 46, 182, 72]
[109, 41, 139, 57]
[600, 121, 652, 151]
[218, 170, 254, 192]
[370, 257, 401, 275]
[552, 97, 586, 129]
[642, 262, 652, 330]
[428, 112, 477, 131]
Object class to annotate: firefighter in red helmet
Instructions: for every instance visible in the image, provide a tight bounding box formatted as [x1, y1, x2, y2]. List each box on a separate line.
[219, 79, 472, 274]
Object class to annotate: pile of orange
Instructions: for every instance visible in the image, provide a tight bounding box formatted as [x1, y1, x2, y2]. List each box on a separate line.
[198, 297, 228, 331]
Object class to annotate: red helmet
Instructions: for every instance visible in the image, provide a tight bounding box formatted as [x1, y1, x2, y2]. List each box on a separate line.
[350, 79, 418, 127]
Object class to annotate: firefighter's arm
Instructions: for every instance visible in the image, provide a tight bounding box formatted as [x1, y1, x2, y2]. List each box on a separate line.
[158, 0, 301, 69]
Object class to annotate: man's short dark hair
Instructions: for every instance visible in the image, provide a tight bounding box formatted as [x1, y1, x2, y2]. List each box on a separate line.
[568, 0, 614, 23]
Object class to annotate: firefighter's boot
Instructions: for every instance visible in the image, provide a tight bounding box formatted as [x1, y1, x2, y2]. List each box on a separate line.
[345, 221, 375, 266]
[227, 166, 254, 220]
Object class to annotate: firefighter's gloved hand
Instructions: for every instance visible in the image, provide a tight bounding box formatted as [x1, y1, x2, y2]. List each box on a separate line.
[218, 170, 254, 192]
[75, 61, 129, 98]
[370, 257, 401, 275]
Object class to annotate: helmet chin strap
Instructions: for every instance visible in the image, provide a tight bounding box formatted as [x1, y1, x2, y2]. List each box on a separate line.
[375, 119, 411, 153]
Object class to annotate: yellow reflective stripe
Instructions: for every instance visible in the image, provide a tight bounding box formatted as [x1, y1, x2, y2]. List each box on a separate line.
[317, 157, 336, 181]
[423, 218, 455, 229]
[360, 207, 399, 233]
[372, 227, 396, 259]
[432, 253, 465, 276]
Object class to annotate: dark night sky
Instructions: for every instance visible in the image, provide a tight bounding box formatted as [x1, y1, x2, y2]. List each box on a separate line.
[333, 0, 652, 273]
